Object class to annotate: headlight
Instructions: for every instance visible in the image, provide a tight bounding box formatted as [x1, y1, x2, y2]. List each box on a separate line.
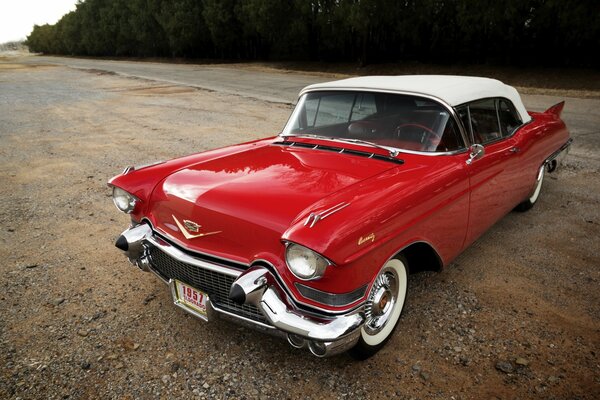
[285, 243, 329, 280]
[112, 186, 138, 214]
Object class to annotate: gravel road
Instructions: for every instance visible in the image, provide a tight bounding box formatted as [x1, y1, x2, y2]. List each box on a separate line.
[1, 55, 599, 399]
[21, 56, 319, 104]
[21, 55, 600, 160]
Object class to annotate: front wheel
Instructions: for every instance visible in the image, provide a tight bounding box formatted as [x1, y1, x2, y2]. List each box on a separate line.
[515, 164, 545, 212]
[349, 256, 408, 360]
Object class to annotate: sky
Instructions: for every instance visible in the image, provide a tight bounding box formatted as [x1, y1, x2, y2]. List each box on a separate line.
[0, 0, 78, 43]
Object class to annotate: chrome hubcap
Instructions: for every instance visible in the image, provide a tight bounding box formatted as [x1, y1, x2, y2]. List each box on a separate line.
[364, 269, 398, 335]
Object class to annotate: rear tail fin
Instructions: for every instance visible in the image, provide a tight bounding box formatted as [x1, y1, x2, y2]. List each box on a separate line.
[544, 101, 565, 118]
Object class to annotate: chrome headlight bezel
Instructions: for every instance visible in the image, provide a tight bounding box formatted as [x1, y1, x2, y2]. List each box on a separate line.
[111, 186, 139, 214]
[285, 243, 330, 281]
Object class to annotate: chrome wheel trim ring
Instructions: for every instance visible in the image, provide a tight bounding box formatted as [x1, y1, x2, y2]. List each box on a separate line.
[361, 259, 408, 346]
[364, 269, 397, 335]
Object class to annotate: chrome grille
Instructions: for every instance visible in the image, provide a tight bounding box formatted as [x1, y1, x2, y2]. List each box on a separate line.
[147, 245, 269, 325]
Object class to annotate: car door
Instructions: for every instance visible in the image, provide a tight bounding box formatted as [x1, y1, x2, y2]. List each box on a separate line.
[458, 99, 522, 247]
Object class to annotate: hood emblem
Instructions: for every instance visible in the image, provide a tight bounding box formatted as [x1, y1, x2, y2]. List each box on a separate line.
[183, 219, 200, 232]
[172, 215, 221, 240]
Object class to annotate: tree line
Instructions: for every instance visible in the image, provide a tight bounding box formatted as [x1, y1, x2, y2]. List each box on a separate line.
[26, 0, 599, 67]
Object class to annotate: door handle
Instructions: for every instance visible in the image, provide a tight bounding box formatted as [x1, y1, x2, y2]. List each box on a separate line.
[510, 147, 520, 153]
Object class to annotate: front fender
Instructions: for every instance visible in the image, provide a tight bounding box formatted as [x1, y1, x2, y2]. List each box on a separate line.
[282, 154, 469, 297]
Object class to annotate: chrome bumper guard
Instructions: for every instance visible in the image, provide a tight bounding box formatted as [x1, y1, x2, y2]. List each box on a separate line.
[115, 224, 364, 357]
[545, 138, 573, 173]
[229, 267, 364, 357]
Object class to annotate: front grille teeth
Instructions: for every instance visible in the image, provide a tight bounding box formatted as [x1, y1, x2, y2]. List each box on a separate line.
[147, 245, 269, 325]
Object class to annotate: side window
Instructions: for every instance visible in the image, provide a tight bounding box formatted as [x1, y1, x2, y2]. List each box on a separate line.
[498, 99, 522, 137]
[456, 105, 472, 142]
[468, 99, 501, 144]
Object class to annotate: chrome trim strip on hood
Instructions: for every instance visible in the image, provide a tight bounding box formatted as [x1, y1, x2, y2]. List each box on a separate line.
[304, 202, 350, 228]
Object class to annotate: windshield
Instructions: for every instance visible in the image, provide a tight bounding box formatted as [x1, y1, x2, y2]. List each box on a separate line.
[281, 91, 465, 153]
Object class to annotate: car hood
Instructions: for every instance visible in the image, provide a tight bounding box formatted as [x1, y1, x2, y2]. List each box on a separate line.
[146, 143, 397, 263]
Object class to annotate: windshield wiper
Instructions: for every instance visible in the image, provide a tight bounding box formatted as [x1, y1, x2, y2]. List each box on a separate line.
[334, 138, 400, 158]
[280, 134, 400, 158]
[280, 133, 336, 142]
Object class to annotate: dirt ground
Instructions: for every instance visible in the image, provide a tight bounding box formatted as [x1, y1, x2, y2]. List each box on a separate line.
[0, 59, 599, 399]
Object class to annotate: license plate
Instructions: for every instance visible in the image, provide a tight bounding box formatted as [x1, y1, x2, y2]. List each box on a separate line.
[172, 280, 208, 318]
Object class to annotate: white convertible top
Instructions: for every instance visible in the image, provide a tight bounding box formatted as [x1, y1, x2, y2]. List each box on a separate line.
[301, 75, 531, 123]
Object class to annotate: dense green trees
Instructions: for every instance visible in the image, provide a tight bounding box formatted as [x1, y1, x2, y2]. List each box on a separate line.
[26, 0, 599, 67]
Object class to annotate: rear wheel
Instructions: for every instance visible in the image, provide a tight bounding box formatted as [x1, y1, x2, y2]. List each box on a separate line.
[515, 165, 545, 212]
[349, 256, 408, 360]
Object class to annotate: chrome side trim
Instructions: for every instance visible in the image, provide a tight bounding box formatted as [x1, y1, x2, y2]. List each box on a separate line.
[304, 202, 350, 228]
[545, 138, 573, 164]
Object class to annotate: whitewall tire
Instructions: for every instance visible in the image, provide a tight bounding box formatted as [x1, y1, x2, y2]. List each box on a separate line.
[515, 164, 545, 212]
[349, 256, 408, 359]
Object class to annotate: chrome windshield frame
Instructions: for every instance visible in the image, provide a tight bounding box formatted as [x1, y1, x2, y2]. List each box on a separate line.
[279, 88, 470, 157]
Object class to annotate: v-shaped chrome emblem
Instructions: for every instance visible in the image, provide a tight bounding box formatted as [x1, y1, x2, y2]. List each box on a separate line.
[172, 215, 221, 239]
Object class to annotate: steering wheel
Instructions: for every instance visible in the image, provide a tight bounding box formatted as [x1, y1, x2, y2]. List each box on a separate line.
[396, 123, 440, 149]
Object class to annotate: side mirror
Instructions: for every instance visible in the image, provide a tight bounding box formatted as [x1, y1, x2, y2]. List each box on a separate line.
[466, 144, 485, 165]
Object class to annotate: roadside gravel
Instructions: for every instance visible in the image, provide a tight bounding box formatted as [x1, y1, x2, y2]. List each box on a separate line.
[1, 60, 599, 399]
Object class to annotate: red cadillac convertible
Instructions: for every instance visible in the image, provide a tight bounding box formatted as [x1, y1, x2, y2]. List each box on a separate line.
[109, 76, 571, 359]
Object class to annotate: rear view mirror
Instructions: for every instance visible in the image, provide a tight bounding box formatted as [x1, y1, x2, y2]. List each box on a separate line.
[466, 144, 485, 165]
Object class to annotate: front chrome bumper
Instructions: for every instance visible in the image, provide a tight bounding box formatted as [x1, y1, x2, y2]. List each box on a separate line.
[116, 223, 364, 357]
[228, 266, 364, 356]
